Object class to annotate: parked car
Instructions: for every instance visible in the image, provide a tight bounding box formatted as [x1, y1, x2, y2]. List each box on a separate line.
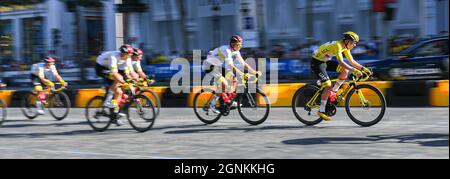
[365, 36, 449, 81]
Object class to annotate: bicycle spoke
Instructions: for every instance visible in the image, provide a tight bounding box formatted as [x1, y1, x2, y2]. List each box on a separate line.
[345, 85, 386, 127]
[193, 89, 222, 125]
[238, 90, 270, 125]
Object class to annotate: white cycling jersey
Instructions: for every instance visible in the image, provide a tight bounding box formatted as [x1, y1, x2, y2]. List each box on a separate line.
[31, 62, 59, 78]
[206, 45, 245, 70]
[96, 51, 132, 73]
[131, 60, 143, 72]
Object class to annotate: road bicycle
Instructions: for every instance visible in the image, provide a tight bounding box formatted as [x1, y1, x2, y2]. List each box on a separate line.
[21, 83, 71, 121]
[85, 82, 156, 132]
[193, 73, 270, 125]
[292, 71, 386, 127]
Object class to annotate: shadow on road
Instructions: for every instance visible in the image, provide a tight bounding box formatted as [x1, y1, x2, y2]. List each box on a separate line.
[164, 125, 361, 134]
[0, 127, 143, 138]
[1, 121, 89, 128]
[282, 133, 449, 147]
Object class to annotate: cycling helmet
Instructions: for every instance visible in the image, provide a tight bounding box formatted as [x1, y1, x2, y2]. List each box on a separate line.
[119, 44, 134, 54]
[342, 31, 360, 42]
[44, 56, 56, 63]
[132, 48, 144, 57]
[230, 35, 243, 44]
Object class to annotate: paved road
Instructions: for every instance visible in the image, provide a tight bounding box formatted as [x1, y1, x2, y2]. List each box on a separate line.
[0, 108, 448, 159]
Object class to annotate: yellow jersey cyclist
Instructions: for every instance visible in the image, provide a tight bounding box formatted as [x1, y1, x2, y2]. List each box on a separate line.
[311, 31, 372, 121]
[31, 56, 68, 115]
[95, 44, 133, 120]
[205, 35, 261, 114]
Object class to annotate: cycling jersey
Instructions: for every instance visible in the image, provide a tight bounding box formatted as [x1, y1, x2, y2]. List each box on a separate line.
[31, 62, 59, 78]
[131, 60, 143, 72]
[205, 45, 245, 84]
[313, 40, 354, 62]
[206, 45, 245, 70]
[96, 51, 132, 73]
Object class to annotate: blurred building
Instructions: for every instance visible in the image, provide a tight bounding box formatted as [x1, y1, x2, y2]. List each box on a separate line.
[1, 0, 448, 64]
[0, 0, 104, 65]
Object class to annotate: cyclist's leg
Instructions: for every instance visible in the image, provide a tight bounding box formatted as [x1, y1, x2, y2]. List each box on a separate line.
[331, 62, 349, 92]
[311, 60, 331, 100]
[96, 64, 115, 106]
[207, 64, 229, 113]
[311, 59, 332, 120]
[31, 75, 45, 114]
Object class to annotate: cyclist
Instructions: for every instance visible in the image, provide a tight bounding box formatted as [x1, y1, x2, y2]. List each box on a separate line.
[30, 56, 68, 115]
[205, 35, 261, 114]
[129, 48, 154, 85]
[311, 31, 372, 121]
[95, 44, 134, 124]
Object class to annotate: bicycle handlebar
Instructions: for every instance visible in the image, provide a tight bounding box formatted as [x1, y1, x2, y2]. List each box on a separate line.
[240, 73, 260, 84]
[351, 70, 371, 82]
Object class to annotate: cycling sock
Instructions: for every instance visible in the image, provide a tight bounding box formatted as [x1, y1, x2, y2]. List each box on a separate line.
[333, 79, 345, 92]
[211, 95, 219, 106]
[105, 90, 114, 103]
[320, 100, 327, 112]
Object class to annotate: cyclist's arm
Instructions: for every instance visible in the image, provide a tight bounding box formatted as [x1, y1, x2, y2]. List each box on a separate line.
[124, 59, 138, 80]
[336, 53, 355, 71]
[343, 50, 363, 70]
[50, 65, 65, 83]
[37, 68, 52, 85]
[128, 68, 140, 80]
[236, 55, 258, 75]
[134, 62, 148, 79]
[110, 56, 126, 84]
[225, 51, 243, 75]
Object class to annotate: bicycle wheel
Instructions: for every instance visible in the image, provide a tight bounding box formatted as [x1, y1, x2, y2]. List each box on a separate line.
[139, 89, 161, 117]
[20, 91, 39, 120]
[48, 91, 71, 121]
[85, 96, 112, 132]
[0, 99, 6, 127]
[193, 89, 222, 125]
[345, 84, 386, 127]
[237, 88, 270, 125]
[127, 94, 156, 132]
[291, 85, 323, 126]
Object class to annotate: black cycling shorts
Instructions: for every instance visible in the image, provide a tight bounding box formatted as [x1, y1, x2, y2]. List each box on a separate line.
[310, 59, 340, 83]
[95, 63, 114, 87]
[31, 74, 45, 87]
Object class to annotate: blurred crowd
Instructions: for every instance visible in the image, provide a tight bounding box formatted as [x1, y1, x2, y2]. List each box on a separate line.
[145, 37, 382, 64]
[0, 33, 448, 72]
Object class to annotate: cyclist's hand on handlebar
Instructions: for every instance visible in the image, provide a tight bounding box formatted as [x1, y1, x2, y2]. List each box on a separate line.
[352, 69, 363, 77]
[46, 81, 55, 88]
[126, 79, 138, 85]
[146, 79, 155, 85]
[60, 80, 68, 87]
[361, 67, 373, 76]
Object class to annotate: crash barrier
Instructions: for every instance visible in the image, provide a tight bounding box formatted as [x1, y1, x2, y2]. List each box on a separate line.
[430, 80, 449, 107]
[1, 80, 448, 108]
[0, 90, 14, 106]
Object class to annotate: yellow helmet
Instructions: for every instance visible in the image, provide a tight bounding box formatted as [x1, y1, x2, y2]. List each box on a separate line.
[343, 31, 360, 42]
